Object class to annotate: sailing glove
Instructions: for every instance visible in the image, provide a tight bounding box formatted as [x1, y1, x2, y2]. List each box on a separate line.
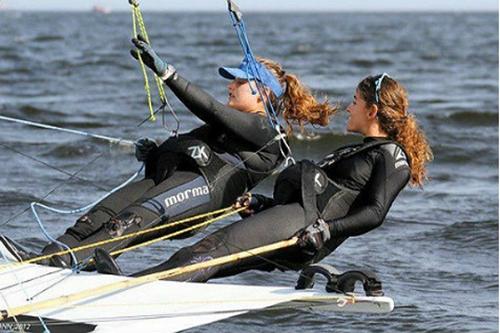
[131, 34, 169, 78]
[297, 218, 331, 256]
[135, 137, 158, 162]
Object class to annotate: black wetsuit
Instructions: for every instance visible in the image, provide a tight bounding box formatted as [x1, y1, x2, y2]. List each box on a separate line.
[133, 137, 411, 282]
[42, 72, 283, 267]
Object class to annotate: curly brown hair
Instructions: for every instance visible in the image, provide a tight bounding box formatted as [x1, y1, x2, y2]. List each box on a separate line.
[257, 57, 338, 135]
[357, 75, 433, 187]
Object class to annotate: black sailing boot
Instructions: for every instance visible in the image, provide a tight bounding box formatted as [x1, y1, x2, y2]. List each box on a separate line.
[94, 248, 123, 276]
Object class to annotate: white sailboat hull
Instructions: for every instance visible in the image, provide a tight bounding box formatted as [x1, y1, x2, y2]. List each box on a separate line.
[0, 259, 393, 332]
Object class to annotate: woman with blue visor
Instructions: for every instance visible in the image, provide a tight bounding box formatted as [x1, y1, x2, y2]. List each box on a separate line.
[23, 35, 336, 268]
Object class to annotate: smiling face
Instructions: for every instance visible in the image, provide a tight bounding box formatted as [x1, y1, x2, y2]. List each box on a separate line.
[226, 79, 265, 115]
[346, 89, 374, 135]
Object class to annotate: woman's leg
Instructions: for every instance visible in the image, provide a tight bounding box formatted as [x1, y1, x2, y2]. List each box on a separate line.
[132, 203, 309, 282]
[41, 178, 156, 266]
[42, 161, 250, 268]
[42, 171, 211, 266]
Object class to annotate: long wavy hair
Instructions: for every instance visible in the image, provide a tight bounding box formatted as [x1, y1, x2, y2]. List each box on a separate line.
[357, 75, 433, 187]
[258, 57, 338, 135]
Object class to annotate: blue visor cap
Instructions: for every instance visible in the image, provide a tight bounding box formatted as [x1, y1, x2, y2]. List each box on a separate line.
[218, 58, 284, 98]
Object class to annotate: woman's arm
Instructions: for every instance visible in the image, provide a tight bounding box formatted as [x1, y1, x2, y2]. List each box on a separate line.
[327, 149, 411, 237]
[165, 73, 277, 148]
[130, 36, 277, 148]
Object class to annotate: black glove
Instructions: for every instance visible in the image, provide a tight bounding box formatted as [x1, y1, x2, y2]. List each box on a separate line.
[130, 34, 169, 77]
[297, 219, 331, 256]
[135, 138, 158, 162]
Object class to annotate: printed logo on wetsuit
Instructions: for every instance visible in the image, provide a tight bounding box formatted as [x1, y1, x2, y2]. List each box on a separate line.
[164, 186, 210, 208]
[394, 147, 409, 169]
[188, 145, 210, 166]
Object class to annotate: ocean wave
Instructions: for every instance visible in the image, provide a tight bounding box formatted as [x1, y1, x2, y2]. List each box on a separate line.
[349, 58, 393, 67]
[433, 146, 498, 165]
[420, 220, 498, 251]
[0, 191, 41, 205]
[43, 142, 98, 158]
[448, 111, 498, 126]
[17, 105, 65, 117]
[32, 34, 64, 42]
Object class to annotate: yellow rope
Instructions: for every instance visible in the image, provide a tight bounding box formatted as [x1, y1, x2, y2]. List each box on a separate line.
[0, 206, 241, 270]
[110, 206, 245, 256]
[130, 1, 171, 121]
[1, 238, 299, 320]
[134, 7, 168, 104]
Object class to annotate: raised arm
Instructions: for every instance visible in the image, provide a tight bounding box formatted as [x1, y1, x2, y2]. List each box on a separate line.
[165, 73, 277, 148]
[130, 35, 277, 148]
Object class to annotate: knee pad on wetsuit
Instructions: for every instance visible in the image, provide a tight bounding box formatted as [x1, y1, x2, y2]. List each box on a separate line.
[104, 212, 144, 238]
[65, 205, 117, 241]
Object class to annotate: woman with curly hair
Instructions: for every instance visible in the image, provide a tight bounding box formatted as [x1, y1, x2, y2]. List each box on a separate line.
[94, 73, 432, 280]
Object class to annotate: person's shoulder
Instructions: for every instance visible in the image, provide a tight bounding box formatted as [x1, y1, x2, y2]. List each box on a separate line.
[374, 143, 410, 171]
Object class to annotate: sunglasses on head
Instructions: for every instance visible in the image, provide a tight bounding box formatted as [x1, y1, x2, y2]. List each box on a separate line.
[374, 73, 390, 103]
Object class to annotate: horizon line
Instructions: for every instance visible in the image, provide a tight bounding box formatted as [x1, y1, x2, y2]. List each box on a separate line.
[2, 8, 498, 13]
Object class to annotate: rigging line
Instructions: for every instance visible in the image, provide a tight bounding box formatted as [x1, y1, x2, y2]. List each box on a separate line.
[29, 166, 143, 267]
[161, 99, 181, 137]
[0, 115, 134, 147]
[26, 134, 287, 267]
[130, 0, 173, 124]
[226, 1, 294, 164]
[0, 238, 299, 320]
[0, 245, 49, 333]
[0, 144, 155, 238]
[121, 217, 348, 304]
[0, 206, 236, 268]
[74, 206, 243, 269]
[92, 212, 326, 300]
[131, 0, 168, 104]
[70, 206, 241, 272]
[26, 272, 74, 302]
[130, 0, 155, 121]
[0, 268, 65, 292]
[108, 206, 246, 257]
[227, 1, 280, 126]
[40, 208, 234, 280]
[2, 210, 347, 308]
[0, 152, 106, 227]
[0, 142, 111, 193]
[179, 217, 309, 284]
[206, 132, 287, 192]
[136, 98, 180, 137]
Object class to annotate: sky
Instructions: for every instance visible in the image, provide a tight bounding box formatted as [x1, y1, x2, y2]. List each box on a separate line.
[2, 0, 498, 12]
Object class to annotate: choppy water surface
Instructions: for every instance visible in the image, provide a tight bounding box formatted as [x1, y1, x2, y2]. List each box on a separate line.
[0, 11, 498, 333]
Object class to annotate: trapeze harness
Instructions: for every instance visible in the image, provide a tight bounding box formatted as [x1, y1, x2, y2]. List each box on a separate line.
[40, 72, 285, 268]
[130, 137, 410, 282]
